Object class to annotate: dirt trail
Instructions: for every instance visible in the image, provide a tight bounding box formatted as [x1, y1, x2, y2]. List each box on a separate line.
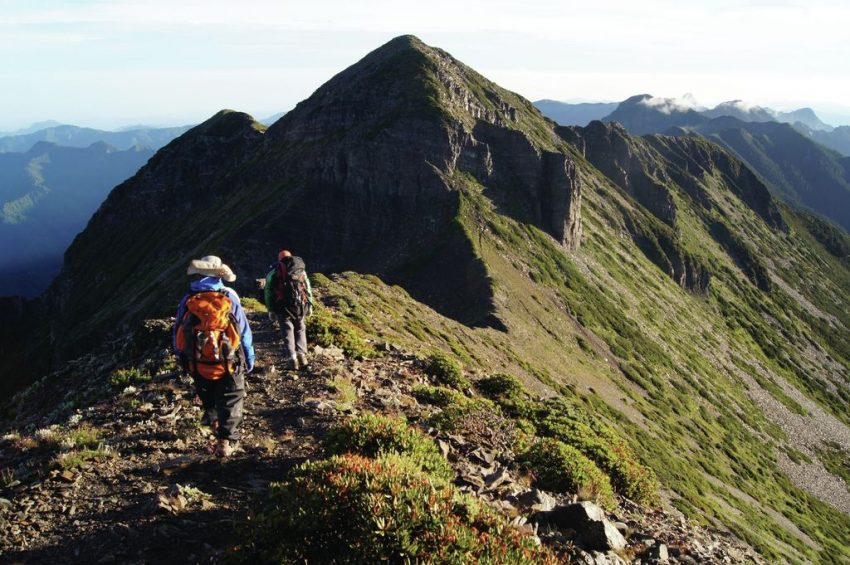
[0, 313, 370, 564]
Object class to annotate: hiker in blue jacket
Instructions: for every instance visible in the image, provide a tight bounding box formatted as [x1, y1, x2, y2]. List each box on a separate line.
[173, 255, 254, 458]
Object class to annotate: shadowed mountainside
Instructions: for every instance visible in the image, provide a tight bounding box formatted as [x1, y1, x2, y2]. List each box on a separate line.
[0, 142, 155, 297]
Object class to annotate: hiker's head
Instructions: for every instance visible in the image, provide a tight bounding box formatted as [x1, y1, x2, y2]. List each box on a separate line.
[187, 255, 236, 282]
[278, 250, 292, 261]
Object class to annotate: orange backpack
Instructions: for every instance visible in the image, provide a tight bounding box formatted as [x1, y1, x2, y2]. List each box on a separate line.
[175, 291, 242, 380]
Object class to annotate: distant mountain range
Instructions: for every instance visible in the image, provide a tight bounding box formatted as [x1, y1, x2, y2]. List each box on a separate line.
[0, 120, 65, 137]
[535, 96, 850, 157]
[532, 100, 618, 127]
[0, 123, 192, 154]
[0, 141, 154, 297]
[536, 95, 850, 232]
[260, 112, 287, 125]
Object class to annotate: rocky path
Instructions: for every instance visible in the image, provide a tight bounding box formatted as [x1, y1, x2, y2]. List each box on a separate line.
[0, 313, 364, 563]
[1, 313, 763, 564]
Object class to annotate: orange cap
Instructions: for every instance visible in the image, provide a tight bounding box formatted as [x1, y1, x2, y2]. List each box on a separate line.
[278, 249, 292, 261]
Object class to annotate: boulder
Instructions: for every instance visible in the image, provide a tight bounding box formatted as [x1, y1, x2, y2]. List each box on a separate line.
[509, 488, 558, 513]
[579, 519, 626, 552]
[535, 501, 626, 552]
[646, 542, 669, 561]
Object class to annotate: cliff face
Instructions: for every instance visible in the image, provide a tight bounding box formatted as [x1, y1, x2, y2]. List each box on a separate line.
[558, 121, 677, 226]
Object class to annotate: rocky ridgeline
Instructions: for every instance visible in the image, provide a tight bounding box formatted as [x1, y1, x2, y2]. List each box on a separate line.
[1, 311, 761, 564]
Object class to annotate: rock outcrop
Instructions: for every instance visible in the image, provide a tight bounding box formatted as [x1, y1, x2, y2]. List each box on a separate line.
[559, 121, 676, 227]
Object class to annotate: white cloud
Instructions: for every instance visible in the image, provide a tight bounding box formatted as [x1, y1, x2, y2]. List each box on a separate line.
[637, 95, 700, 115]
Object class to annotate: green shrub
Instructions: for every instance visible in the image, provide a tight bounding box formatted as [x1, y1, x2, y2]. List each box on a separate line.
[240, 297, 267, 313]
[532, 401, 659, 504]
[323, 414, 453, 480]
[108, 367, 150, 389]
[54, 444, 115, 470]
[476, 373, 531, 418]
[412, 384, 467, 407]
[326, 375, 357, 411]
[241, 453, 560, 564]
[477, 373, 524, 398]
[518, 438, 615, 509]
[424, 351, 470, 389]
[63, 425, 101, 449]
[306, 305, 375, 358]
[310, 272, 331, 288]
[429, 398, 519, 452]
[428, 397, 497, 431]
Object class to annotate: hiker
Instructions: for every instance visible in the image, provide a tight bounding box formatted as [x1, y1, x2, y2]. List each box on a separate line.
[173, 255, 255, 458]
[264, 250, 313, 370]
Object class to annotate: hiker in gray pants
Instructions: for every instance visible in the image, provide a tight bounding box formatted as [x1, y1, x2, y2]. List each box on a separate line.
[264, 250, 313, 370]
[279, 315, 308, 366]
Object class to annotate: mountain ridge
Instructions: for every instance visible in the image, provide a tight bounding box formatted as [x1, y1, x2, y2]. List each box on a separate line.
[557, 95, 850, 232]
[0, 123, 192, 154]
[536, 96, 850, 156]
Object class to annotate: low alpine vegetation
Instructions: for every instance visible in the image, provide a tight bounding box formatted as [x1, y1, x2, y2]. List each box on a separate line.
[240, 453, 561, 564]
[411, 384, 468, 407]
[239, 297, 267, 313]
[476, 372, 524, 397]
[323, 413, 453, 480]
[326, 375, 358, 411]
[424, 351, 470, 390]
[108, 367, 151, 389]
[476, 373, 532, 418]
[54, 445, 115, 470]
[428, 396, 519, 452]
[518, 438, 615, 510]
[306, 304, 375, 358]
[532, 400, 659, 504]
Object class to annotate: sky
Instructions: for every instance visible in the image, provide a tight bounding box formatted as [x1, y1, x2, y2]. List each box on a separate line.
[1, 0, 849, 130]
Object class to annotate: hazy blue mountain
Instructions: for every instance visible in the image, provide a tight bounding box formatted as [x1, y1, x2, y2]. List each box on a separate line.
[800, 124, 850, 156]
[532, 99, 618, 126]
[780, 107, 833, 131]
[596, 95, 848, 156]
[702, 100, 776, 122]
[591, 95, 850, 229]
[0, 141, 154, 297]
[702, 101, 833, 132]
[0, 124, 191, 154]
[260, 111, 287, 125]
[0, 120, 66, 137]
[602, 94, 708, 135]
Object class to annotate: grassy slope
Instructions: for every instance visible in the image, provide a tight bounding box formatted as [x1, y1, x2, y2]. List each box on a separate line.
[310, 153, 850, 562]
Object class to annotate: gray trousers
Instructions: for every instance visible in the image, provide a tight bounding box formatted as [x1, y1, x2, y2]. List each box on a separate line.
[278, 314, 307, 360]
[193, 371, 245, 441]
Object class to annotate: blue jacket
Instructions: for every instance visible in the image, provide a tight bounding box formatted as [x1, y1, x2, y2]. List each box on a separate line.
[173, 276, 255, 371]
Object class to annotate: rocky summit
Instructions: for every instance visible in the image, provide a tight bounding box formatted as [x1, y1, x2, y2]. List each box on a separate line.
[2, 35, 850, 563]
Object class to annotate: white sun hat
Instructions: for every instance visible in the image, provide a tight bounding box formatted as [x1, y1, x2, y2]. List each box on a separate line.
[186, 255, 236, 282]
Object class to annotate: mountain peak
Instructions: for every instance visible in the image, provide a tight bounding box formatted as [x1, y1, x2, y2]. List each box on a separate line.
[268, 35, 556, 152]
[191, 109, 265, 138]
[379, 33, 427, 51]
